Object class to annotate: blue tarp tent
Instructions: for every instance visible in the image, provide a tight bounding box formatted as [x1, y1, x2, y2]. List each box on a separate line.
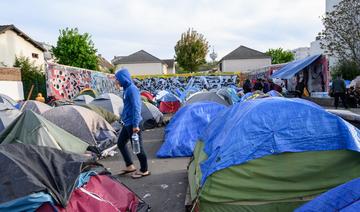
[267, 90, 283, 97]
[199, 97, 360, 185]
[239, 92, 253, 103]
[157, 102, 226, 158]
[272, 54, 322, 79]
[155, 90, 180, 102]
[296, 177, 360, 211]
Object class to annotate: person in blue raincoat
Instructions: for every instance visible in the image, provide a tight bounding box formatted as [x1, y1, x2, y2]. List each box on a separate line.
[115, 68, 150, 179]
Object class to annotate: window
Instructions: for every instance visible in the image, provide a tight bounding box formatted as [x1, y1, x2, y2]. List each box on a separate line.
[32, 53, 39, 59]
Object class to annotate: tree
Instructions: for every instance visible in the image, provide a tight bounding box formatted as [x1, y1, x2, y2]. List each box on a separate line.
[319, 0, 360, 67]
[52, 28, 99, 70]
[175, 29, 209, 72]
[14, 57, 46, 100]
[265, 48, 294, 64]
[332, 60, 360, 80]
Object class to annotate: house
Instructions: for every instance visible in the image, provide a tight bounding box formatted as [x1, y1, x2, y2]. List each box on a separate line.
[162, 59, 176, 74]
[0, 67, 24, 100]
[0, 25, 45, 68]
[97, 54, 114, 73]
[219, 46, 272, 73]
[292, 47, 311, 60]
[112, 50, 167, 76]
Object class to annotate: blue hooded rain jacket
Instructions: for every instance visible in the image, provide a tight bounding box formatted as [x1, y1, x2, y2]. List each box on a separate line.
[115, 69, 142, 128]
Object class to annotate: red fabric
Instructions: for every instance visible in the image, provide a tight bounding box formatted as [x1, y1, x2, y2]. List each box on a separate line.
[159, 101, 181, 113]
[37, 175, 140, 212]
[141, 91, 154, 101]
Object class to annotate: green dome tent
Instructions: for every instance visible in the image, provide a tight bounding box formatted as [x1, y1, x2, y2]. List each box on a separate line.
[0, 110, 88, 154]
[188, 142, 360, 212]
[188, 98, 360, 212]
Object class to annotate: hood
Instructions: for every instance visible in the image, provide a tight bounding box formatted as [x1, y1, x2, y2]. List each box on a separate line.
[115, 68, 132, 88]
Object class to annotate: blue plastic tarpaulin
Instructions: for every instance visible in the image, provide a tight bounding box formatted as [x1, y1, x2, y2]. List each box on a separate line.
[199, 97, 360, 185]
[296, 177, 360, 212]
[75, 171, 98, 188]
[156, 102, 226, 158]
[0, 192, 54, 212]
[271, 54, 322, 79]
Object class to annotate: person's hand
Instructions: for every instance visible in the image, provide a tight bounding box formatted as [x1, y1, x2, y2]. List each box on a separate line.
[133, 127, 140, 133]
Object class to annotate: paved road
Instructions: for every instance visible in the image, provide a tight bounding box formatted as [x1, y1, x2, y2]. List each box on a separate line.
[100, 127, 189, 212]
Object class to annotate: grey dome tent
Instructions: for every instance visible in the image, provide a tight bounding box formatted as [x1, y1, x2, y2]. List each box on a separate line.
[0, 93, 17, 108]
[90, 93, 123, 116]
[0, 104, 20, 133]
[73, 95, 94, 105]
[0, 110, 88, 154]
[21, 100, 52, 114]
[184, 91, 230, 106]
[0, 143, 90, 207]
[79, 104, 119, 124]
[141, 101, 163, 129]
[43, 105, 116, 154]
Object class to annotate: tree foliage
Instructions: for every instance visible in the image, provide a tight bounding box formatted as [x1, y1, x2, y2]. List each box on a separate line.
[265, 48, 294, 64]
[319, 0, 360, 67]
[14, 57, 46, 100]
[332, 60, 360, 80]
[52, 28, 99, 70]
[175, 29, 209, 72]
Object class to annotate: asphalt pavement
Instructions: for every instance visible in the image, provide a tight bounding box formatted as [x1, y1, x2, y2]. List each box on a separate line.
[99, 127, 189, 212]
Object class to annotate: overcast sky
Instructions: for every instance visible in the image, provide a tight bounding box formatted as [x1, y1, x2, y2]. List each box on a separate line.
[1, 0, 325, 61]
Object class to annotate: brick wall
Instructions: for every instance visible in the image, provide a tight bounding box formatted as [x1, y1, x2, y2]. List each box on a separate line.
[0, 67, 21, 81]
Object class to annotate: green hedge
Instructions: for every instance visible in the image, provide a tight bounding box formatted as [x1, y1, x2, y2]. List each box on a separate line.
[14, 57, 47, 100]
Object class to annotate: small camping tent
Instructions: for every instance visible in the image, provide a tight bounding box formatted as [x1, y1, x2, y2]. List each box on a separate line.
[184, 91, 230, 106]
[216, 88, 240, 105]
[0, 110, 88, 154]
[0, 144, 89, 208]
[73, 95, 94, 105]
[0, 93, 17, 108]
[0, 144, 149, 212]
[21, 100, 52, 114]
[43, 105, 116, 153]
[188, 98, 360, 211]
[155, 91, 181, 113]
[37, 175, 150, 212]
[140, 91, 154, 102]
[0, 104, 20, 133]
[79, 104, 119, 124]
[90, 93, 123, 116]
[141, 101, 163, 130]
[157, 102, 226, 158]
[295, 177, 360, 211]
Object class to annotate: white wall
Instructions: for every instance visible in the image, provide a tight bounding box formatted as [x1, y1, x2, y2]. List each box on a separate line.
[167, 67, 176, 74]
[221, 58, 272, 73]
[115, 62, 164, 75]
[0, 30, 45, 68]
[0, 81, 24, 100]
[292, 47, 310, 60]
[162, 64, 168, 75]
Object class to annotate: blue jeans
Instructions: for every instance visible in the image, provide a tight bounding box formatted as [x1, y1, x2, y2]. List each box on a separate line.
[117, 125, 148, 172]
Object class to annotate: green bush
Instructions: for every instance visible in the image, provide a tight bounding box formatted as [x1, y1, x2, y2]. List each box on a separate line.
[14, 57, 46, 100]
